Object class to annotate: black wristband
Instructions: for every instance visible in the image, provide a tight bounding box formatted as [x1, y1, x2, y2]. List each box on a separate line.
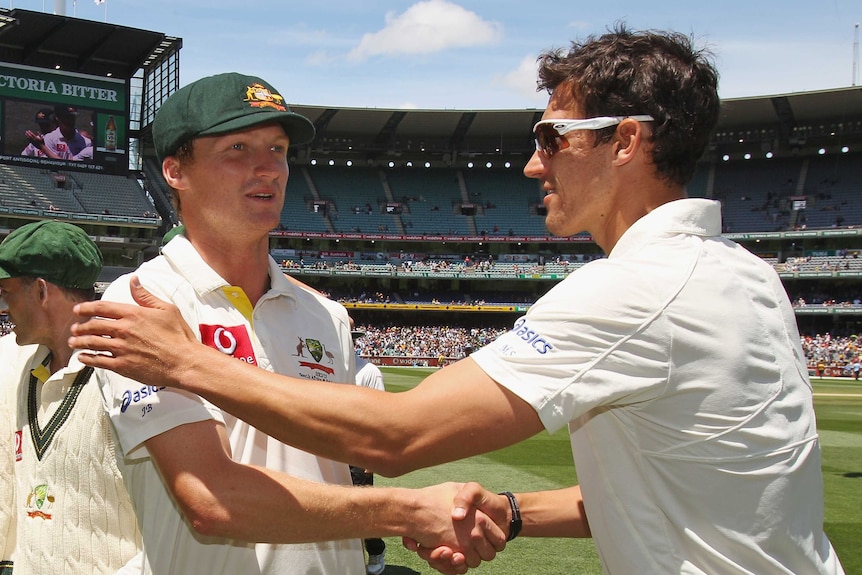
[498, 491, 522, 541]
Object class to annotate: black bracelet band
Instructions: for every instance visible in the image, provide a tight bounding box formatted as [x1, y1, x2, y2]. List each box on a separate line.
[498, 491, 522, 541]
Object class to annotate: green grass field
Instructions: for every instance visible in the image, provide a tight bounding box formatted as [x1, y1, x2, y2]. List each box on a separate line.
[374, 368, 862, 575]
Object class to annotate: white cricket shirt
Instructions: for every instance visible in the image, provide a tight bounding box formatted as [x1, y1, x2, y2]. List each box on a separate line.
[97, 236, 364, 575]
[473, 198, 844, 574]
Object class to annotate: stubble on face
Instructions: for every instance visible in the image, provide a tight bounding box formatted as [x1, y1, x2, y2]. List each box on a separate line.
[535, 90, 612, 240]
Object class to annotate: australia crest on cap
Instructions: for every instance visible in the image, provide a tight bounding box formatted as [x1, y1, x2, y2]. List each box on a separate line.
[245, 83, 287, 112]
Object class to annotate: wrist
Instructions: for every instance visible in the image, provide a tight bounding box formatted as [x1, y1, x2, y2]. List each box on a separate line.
[498, 491, 522, 541]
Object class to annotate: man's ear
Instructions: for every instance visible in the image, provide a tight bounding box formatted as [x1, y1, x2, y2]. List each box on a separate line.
[162, 157, 184, 189]
[612, 118, 645, 167]
[36, 277, 49, 302]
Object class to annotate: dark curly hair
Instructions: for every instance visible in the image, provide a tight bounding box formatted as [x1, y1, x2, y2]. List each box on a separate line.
[536, 24, 720, 187]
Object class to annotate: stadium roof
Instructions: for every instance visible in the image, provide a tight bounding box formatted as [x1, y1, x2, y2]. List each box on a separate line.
[0, 7, 180, 79]
[296, 87, 862, 136]
[291, 85, 862, 162]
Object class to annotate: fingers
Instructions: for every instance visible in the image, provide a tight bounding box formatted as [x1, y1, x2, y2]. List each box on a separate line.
[72, 350, 118, 370]
[128, 275, 171, 310]
[70, 276, 168, 325]
[452, 481, 491, 518]
[472, 511, 507, 553]
[68, 315, 128, 357]
[453, 482, 509, 540]
[73, 299, 136, 322]
[410, 542, 468, 575]
[452, 481, 490, 521]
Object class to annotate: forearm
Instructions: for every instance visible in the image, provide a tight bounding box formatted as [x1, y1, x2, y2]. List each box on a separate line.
[177, 351, 541, 476]
[205, 465, 425, 543]
[516, 486, 591, 538]
[180, 460, 494, 553]
[453, 483, 590, 541]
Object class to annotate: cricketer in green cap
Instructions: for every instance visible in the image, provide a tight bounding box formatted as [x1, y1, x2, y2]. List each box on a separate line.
[152, 72, 315, 162]
[0, 220, 102, 289]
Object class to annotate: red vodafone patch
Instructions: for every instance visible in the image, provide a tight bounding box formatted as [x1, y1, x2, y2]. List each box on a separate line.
[15, 430, 22, 461]
[199, 324, 258, 366]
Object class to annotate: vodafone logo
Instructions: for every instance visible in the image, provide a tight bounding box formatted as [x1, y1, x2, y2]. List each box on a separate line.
[213, 327, 238, 355]
[199, 324, 258, 366]
[15, 430, 22, 462]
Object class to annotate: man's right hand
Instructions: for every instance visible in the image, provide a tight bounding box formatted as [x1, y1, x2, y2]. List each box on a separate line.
[69, 275, 199, 387]
[25, 130, 44, 147]
[402, 482, 507, 575]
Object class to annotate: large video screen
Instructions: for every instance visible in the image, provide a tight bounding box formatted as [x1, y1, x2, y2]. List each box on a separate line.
[0, 62, 128, 174]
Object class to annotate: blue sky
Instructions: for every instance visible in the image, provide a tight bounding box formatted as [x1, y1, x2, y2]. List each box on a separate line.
[12, 0, 862, 110]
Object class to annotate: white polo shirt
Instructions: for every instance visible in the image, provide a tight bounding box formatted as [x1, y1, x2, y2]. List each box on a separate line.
[472, 198, 844, 574]
[97, 236, 364, 575]
[0, 333, 29, 570]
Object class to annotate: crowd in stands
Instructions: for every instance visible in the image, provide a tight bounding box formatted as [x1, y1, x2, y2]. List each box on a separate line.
[352, 324, 508, 360]
[1, 312, 859, 375]
[1, 317, 12, 337]
[801, 333, 862, 378]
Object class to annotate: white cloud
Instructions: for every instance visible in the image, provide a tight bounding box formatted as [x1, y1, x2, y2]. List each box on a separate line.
[348, 0, 503, 61]
[566, 20, 592, 31]
[715, 39, 854, 97]
[496, 55, 547, 106]
[305, 50, 335, 66]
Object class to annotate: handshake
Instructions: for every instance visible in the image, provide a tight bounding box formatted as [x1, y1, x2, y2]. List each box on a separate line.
[400, 481, 516, 575]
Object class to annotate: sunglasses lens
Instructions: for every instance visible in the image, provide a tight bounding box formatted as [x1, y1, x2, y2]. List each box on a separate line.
[534, 124, 560, 156]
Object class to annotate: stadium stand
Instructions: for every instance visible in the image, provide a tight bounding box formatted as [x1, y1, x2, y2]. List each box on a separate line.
[385, 167, 474, 235]
[463, 168, 547, 236]
[282, 166, 332, 233]
[712, 156, 803, 232]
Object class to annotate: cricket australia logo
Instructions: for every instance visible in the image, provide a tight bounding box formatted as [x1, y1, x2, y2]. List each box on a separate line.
[25, 484, 54, 520]
[244, 83, 287, 112]
[293, 336, 335, 376]
[305, 338, 324, 362]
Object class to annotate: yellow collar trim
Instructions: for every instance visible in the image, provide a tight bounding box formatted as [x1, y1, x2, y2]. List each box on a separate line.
[221, 285, 254, 323]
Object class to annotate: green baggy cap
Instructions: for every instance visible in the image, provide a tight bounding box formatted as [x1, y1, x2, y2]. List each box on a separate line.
[152, 72, 315, 161]
[0, 221, 103, 289]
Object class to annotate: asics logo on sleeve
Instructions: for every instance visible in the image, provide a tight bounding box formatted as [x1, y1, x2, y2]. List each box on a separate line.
[120, 385, 166, 413]
[511, 318, 554, 354]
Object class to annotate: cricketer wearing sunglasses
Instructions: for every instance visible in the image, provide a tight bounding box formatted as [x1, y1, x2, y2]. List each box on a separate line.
[71, 25, 843, 575]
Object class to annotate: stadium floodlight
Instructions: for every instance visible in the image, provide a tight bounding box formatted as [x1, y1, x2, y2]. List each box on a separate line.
[486, 162, 492, 168]
[722, 154, 730, 161]
[842, 146, 850, 153]
[328, 159, 335, 166]
[818, 148, 826, 155]
[744, 153, 751, 160]
[765, 152, 774, 159]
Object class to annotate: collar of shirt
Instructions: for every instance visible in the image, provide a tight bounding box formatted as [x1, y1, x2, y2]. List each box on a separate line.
[610, 198, 722, 259]
[161, 234, 298, 309]
[28, 345, 91, 383]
